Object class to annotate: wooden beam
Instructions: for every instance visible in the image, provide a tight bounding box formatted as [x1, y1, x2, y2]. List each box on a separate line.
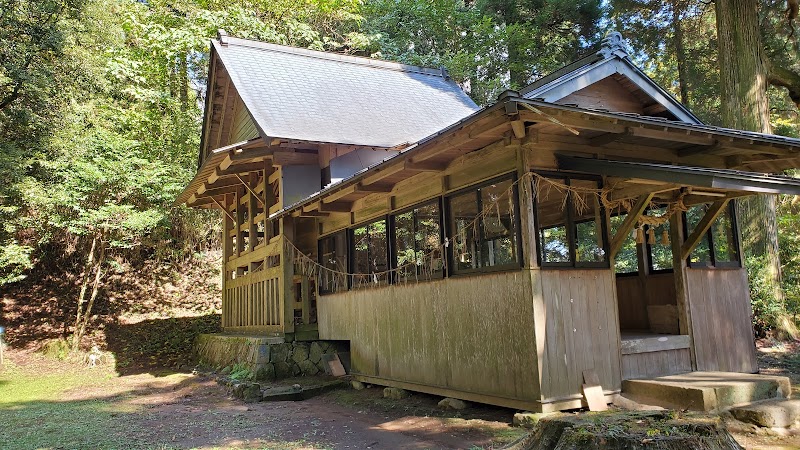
[295, 211, 329, 217]
[589, 128, 630, 147]
[220, 162, 268, 176]
[404, 159, 448, 172]
[319, 201, 353, 213]
[235, 174, 265, 207]
[609, 193, 655, 259]
[678, 141, 722, 157]
[468, 114, 510, 138]
[361, 162, 405, 185]
[510, 119, 526, 139]
[322, 185, 357, 204]
[680, 199, 731, 258]
[608, 183, 679, 202]
[273, 150, 318, 166]
[355, 182, 393, 193]
[202, 177, 242, 192]
[195, 184, 240, 199]
[522, 110, 627, 134]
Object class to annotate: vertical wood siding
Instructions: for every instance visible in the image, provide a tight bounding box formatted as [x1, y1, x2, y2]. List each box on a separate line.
[621, 349, 692, 379]
[687, 268, 758, 373]
[317, 271, 540, 402]
[538, 269, 622, 402]
[223, 266, 283, 333]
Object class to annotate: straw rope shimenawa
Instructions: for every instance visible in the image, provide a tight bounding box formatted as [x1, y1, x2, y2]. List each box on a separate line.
[236, 173, 691, 287]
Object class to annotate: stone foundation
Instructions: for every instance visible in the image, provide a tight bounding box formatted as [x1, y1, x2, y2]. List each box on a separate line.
[194, 334, 342, 380]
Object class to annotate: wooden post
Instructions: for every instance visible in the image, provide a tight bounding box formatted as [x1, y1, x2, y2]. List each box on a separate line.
[515, 143, 539, 270]
[223, 194, 234, 329]
[670, 212, 697, 369]
[301, 276, 311, 325]
[281, 216, 296, 335]
[235, 187, 245, 257]
[248, 172, 258, 253]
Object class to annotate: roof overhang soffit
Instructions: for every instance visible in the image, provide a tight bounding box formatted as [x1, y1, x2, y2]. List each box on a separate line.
[556, 154, 800, 196]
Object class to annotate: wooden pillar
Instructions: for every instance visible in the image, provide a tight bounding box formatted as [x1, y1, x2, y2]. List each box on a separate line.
[669, 212, 697, 369]
[515, 142, 539, 270]
[235, 187, 245, 258]
[248, 172, 259, 255]
[281, 215, 295, 334]
[222, 193, 233, 330]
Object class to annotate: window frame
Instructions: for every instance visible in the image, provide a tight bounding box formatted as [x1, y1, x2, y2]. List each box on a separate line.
[533, 172, 610, 269]
[683, 200, 742, 269]
[389, 198, 446, 283]
[348, 215, 390, 286]
[444, 174, 523, 276]
[317, 230, 349, 294]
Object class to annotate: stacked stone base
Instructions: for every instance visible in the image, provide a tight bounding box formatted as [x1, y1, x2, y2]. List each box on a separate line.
[194, 333, 341, 380]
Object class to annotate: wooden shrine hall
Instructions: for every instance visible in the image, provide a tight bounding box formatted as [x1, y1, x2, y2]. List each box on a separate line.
[177, 31, 800, 412]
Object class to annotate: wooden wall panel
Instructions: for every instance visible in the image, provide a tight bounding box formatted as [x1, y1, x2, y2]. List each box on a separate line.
[621, 349, 691, 380]
[539, 269, 622, 402]
[317, 271, 540, 402]
[615, 276, 648, 330]
[687, 268, 758, 373]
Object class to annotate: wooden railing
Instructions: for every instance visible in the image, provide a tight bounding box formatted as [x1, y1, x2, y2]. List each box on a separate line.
[223, 266, 283, 333]
[222, 236, 286, 334]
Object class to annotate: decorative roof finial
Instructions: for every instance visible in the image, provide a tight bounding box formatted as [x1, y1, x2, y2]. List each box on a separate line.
[598, 31, 629, 59]
[217, 29, 229, 45]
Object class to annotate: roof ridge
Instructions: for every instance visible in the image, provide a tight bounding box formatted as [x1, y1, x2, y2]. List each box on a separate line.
[217, 35, 450, 78]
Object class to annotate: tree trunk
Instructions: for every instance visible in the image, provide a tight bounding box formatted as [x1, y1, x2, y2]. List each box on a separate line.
[179, 51, 189, 112]
[72, 242, 106, 351]
[715, 0, 796, 339]
[72, 235, 97, 350]
[672, 0, 690, 105]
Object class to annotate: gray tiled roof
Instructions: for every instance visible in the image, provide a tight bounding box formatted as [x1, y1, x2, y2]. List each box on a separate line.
[214, 37, 479, 148]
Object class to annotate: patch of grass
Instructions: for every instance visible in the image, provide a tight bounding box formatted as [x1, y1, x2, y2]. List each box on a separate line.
[0, 361, 134, 449]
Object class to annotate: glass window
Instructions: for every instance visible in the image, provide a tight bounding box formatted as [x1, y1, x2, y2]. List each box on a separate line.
[610, 213, 638, 274]
[684, 202, 740, 267]
[448, 177, 519, 273]
[535, 176, 608, 268]
[686, 204, 712, 266]
[537, 178, 571, 264]
[711, 206, 739, 264]
[480, 181, 518, 267]
[318, 231, 347, 294]
[647, 207, 674, 272]
[351, 218, 389, 286]
[572, 180, 606, 264]
[394, 201, 443, 282]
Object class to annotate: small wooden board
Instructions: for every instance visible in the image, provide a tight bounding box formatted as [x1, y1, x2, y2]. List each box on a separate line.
[582, 384, 608, 411]
[323, 354, 347, 377]
[582, 369, 607, 411]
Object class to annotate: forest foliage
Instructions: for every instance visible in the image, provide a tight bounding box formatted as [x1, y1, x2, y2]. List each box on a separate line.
[1, 0, 800, 342]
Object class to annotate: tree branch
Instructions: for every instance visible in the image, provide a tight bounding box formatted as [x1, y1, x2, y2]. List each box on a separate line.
[769, 64, 800, 108]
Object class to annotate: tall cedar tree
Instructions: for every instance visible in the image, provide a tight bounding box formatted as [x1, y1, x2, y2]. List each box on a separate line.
[715, 0, 797, 338]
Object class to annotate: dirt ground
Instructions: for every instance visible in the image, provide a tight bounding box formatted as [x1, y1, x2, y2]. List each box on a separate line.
[3, 339, 800, 449]
[0, 349, 524, 449]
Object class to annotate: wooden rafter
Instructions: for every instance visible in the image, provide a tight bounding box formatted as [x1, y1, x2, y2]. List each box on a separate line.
[680, 199, 731, 259]
[609, 192, 654, 259]
[235, 174, 266, 207]
[211, 196, 236, 222]
[589, 127, 630, 147]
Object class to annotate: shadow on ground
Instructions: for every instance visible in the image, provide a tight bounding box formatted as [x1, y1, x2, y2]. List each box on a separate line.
[104, 314, 220, 376]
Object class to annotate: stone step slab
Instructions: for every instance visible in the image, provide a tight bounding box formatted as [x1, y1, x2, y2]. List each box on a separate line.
[622, 371, 791, 412]
[730, 399, 800, 428]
